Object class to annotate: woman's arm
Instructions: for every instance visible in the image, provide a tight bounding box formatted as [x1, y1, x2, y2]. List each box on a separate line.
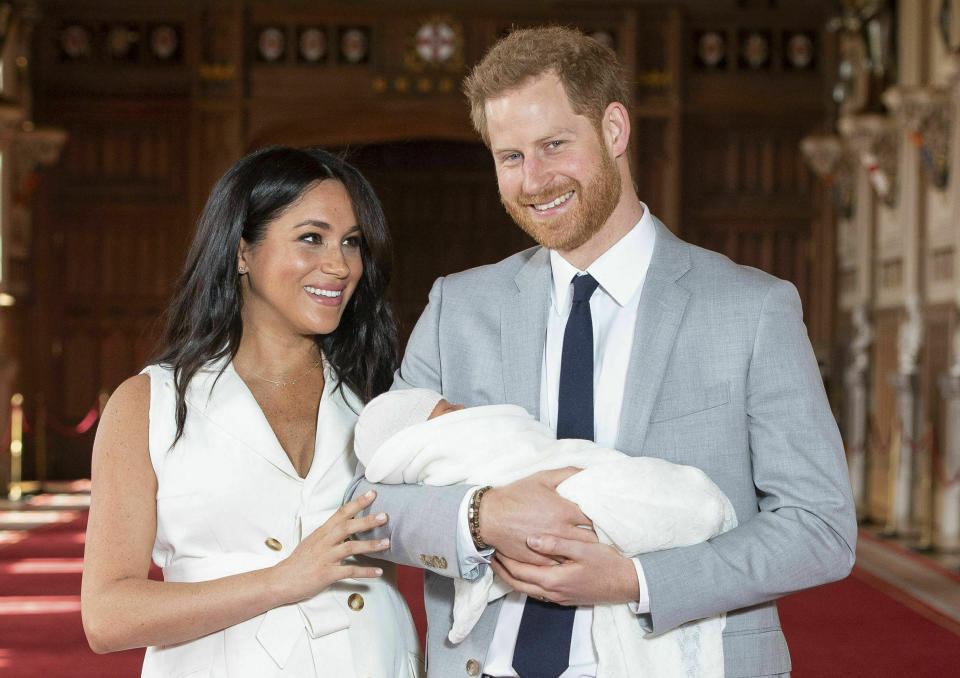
[80, 374, 389, 653]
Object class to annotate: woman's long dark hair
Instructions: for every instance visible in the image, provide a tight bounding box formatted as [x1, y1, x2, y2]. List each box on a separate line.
[154, 146, 399, 443]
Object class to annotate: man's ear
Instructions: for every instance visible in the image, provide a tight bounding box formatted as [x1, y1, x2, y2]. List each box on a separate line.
[601, 102, 631, 158]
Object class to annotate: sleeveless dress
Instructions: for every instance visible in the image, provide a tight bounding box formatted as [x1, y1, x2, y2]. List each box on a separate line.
[140, 358, 422, 678]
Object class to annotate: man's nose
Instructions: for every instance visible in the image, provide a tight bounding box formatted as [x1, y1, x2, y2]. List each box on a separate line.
[521, 156, 550, 197]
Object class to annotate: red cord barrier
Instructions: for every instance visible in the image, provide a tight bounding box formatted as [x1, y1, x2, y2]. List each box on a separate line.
[44, 405, 100, 437]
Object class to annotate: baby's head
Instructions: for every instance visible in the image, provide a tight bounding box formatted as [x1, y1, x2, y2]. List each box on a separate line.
[355, 388, 465, 457]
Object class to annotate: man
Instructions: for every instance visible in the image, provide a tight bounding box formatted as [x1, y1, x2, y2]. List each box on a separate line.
[352, 26, 856, 678]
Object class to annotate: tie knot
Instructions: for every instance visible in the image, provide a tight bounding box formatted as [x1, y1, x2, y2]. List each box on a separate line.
[571, 273, 599, 303]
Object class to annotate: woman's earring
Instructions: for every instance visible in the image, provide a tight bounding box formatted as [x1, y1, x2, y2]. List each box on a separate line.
[238, 266, 246, 274]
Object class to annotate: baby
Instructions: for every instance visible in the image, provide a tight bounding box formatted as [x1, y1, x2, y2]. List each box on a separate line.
[355, 388, 736, 678]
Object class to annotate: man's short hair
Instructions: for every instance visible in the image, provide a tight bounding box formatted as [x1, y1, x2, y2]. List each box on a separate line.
[463, 25, 630, 146]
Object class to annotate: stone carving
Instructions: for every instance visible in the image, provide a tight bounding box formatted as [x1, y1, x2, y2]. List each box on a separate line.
[897, 294, 924, 376]
[800, 134, 857, 218]
[847, 304, 874, 384]
[839, 113, 899, 207]
[883, 85, 953, 189]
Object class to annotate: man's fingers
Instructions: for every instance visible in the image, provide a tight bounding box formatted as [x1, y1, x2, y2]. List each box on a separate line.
[560, 524, 599, 543]
[537, 466, 583, 488]
[527, 534, 584, 559]
[491, 557, 553, 601]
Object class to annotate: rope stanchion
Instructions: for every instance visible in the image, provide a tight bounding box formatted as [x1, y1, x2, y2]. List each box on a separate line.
[4, 391, 110, 500]
[8, 393, 24, 501]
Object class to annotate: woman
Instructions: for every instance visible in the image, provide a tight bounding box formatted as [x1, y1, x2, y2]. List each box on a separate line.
[81, 147, 422, 677]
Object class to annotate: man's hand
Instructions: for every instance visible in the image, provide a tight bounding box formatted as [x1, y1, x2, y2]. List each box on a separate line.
[479, 467, 595, 565]
[490, 535, 641, 606]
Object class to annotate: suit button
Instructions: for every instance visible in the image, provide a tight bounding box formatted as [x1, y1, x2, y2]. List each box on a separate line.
[265, 537, 282, 551]
[465, 658, 480, 676]
[348, 593, 364, 611]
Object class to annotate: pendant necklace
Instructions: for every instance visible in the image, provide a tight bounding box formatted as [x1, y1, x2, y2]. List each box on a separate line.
[243, 359, 321, 389]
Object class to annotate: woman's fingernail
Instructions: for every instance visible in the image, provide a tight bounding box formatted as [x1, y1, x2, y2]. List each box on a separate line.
[364, 490, 375, 499]
[528, 536, 542, 549]
[374, 568, 383, 576]
[379, 538, 390, 547]
[376, 512, 387, 522]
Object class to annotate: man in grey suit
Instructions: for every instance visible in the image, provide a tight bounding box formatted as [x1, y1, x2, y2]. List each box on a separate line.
[352, 26, 856, 678]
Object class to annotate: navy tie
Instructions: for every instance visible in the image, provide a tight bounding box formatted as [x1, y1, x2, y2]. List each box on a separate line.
[512, 273, 599, 678]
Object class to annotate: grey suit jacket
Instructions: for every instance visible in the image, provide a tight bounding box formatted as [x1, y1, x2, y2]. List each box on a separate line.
[352, 219, 857, 678]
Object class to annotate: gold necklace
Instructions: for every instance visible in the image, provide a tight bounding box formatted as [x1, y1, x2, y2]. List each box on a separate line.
[242, 359, 321, 388]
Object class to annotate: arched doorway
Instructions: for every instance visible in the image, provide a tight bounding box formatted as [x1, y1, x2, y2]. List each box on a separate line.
[337, 140, 533, 342]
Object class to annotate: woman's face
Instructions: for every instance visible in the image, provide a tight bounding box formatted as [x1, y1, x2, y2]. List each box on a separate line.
[238, 179, 364, 337]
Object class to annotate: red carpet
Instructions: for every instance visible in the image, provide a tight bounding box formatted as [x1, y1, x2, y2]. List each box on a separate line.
[2, 508, 959, 677]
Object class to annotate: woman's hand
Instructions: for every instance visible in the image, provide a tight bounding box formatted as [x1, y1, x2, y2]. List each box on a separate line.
[272, 490, 391, 603]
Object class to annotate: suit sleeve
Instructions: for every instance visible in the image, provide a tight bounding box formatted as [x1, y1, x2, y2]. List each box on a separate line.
[346, 277, 474, 579]
[635, 279, 857, 633]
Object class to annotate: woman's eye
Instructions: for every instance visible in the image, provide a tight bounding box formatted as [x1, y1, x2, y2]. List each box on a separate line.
[342, 236, 362, 250]
[300, 232, 322, 244]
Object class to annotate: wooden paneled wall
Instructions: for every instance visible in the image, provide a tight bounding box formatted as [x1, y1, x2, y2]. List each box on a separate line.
[22, 0, 836, 480]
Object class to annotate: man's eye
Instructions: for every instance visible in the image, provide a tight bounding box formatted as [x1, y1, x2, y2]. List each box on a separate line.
[548, 140, 564, 149]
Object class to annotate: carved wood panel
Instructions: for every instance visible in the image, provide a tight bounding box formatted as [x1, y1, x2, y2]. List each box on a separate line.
[681, 114, 818, 314]
[342, 141, 531, 342]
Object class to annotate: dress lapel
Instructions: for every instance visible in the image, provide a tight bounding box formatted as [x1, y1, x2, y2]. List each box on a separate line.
[501, 248, 551, 418]
[187, 358, 301, 480]
[307, 360, 361, 485]
[617, 219, 692, 454]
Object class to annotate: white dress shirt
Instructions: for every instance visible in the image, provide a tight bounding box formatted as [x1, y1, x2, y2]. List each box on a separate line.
[456, 205, 657, 677]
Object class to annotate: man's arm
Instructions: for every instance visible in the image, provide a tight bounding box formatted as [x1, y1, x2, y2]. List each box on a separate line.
[635, 279, 857, 633]
[348, 277, 473, 578]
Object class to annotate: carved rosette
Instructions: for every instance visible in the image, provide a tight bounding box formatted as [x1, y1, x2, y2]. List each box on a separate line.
[884, 86, 953, 190]
[838, 113, 899, 207]
[800, 134, 856, 218]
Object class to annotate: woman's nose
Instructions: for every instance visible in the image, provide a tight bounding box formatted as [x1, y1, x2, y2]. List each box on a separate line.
[320, 244, 350, 277]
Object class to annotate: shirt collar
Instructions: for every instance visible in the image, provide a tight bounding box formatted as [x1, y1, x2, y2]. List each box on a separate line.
[549, 202, 657, 311]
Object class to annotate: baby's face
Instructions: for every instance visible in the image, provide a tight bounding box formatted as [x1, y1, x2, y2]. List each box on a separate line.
[428, 399, 466, 420]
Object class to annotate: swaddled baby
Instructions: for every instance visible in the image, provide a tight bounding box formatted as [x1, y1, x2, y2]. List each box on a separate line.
[355, 389, 737, 678]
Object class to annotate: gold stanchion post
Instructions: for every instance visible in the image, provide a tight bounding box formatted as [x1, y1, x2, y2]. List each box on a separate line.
[8, 393, 23, 501]
[36, 395, 47, 490]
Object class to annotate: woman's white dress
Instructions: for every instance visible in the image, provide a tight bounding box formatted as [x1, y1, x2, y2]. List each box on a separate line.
[140, 358, 422, 678]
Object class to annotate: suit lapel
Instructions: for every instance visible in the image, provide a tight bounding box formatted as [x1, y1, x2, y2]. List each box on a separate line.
[501, 248, 551, 417]
[617, 219, 692, 454]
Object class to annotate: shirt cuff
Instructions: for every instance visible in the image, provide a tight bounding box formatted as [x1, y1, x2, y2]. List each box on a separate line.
[627, 557, 651, 614]
[455, 486, 494, 580]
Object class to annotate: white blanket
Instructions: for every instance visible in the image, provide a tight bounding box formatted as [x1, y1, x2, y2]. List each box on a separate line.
[357, 403, 737, 678]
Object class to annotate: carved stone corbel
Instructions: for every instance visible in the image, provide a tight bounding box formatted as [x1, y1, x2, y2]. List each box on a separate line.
[800, 134, 857, 218]
[883, 85, 953, 189]
[838, 113, 899, 207]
